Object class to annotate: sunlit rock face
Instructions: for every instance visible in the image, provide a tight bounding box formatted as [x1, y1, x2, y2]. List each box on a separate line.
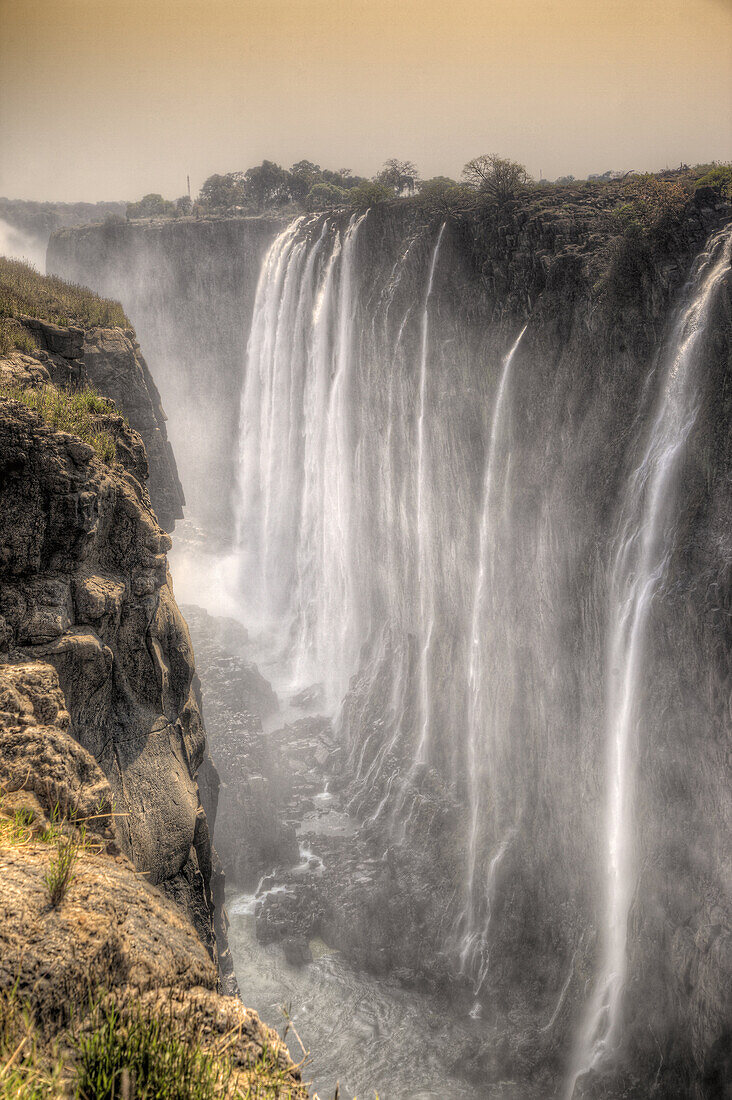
[50, 198, 731, 1097]
[0, 345, 219, 964]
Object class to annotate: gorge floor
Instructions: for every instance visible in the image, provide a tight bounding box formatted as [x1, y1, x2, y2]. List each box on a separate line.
[180, 592, 500, 1100]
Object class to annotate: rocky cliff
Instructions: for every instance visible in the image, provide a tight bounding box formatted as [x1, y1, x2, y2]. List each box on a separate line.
[0, 272, 308, 1095]
[0, 664, 306, 1098]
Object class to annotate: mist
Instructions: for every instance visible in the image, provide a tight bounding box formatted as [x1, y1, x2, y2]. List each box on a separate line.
[0, 218, 47, 271]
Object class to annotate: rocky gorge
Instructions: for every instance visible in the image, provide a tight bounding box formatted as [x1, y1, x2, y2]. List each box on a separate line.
[46, 181, 732, 1099]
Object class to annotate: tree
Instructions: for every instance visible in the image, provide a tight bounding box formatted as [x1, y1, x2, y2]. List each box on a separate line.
[348, 180, 395, 209]
[376, 158, 420, 196]
[126, 193, 174, 219]
[305, 183, 348, 211]
[242, 161, 292, 210]
[175, 195, 193, 215]
[417, 176, 467, 214]
[290, 160, 322, 200]
[694, 163, 732, 200]
[461, 154, 531, 203]
[199, 173, 245, 209]
[613, 174, 687, 230]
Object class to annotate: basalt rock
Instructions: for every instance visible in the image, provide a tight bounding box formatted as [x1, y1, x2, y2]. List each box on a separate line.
[47, 193, 732, 1100]
[0, 347, 217, 963]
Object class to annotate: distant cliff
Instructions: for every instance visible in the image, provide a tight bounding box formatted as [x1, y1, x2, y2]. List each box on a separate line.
[49, 216, 286, 537]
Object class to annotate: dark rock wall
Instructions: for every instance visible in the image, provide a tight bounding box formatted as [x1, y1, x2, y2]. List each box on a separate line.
[19, 315, 184, 531]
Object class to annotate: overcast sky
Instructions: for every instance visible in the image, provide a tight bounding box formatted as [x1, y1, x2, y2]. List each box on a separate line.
[1, 0, 730, 202]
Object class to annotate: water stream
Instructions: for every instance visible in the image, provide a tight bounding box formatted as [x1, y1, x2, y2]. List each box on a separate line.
[567, 223, 732, 1096]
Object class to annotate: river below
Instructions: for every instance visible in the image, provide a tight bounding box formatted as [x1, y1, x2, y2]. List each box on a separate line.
[226, 883, 489, 1100]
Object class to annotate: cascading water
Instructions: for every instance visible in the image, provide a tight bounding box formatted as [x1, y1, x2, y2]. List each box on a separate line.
[236, 211, 367, 706]
[414, 222, 446, 765]
[460, 323, 527, 988]
[567, 223, 732, 1097]
[235, 214, 455, 741]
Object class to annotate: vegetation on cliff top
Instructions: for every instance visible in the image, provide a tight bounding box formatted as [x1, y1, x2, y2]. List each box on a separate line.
[0, 380, 119, 464]
[124, 156, 730, 221]
[0, 256, 127, 329]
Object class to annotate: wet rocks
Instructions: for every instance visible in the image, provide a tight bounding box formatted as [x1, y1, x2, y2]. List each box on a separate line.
[282, 936, 313, 967]
[290, 682, 325, 711]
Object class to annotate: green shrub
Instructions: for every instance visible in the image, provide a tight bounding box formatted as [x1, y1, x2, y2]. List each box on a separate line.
[610, 174, 687, 231]
[0, 380, 119, 465]
[694, 164, 732, 199]
[0, 257, 127, 329]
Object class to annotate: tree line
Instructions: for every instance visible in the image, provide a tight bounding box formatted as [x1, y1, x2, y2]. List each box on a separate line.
[125, 155, 534, 219]
[125, 157, 731, 220]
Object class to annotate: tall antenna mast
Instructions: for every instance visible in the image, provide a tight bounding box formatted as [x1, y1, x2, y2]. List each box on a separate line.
[187, 174, 191, 199]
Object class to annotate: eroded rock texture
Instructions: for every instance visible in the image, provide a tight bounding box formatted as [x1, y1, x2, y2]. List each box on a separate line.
[0, 347, 216, 960]
[0, 661, 307, 1098]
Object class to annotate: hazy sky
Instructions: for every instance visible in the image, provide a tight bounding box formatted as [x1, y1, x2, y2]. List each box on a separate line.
[1, 0, 730, 202]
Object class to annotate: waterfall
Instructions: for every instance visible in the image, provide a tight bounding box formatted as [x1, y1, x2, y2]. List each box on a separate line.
[235, 213, 454, 740]
[460, 324, 527, 988]
[415, 222, 446, 765]
[568, 224, 732, 1096]
[235, 212, 367, 705]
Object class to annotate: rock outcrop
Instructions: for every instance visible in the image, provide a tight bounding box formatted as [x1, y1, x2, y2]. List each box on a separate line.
[0, 346, 217, 956]
[0, 661, 307, 1098]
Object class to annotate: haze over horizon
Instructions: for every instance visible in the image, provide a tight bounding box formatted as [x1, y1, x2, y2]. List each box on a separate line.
[1, 0, 730, 204]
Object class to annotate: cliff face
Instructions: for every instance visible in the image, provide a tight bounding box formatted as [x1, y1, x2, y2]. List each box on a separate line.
[20, 314, 185, 530]
[0, 271, 313, 1094]
[48, 194, 732, 1098]
[0, 342, 216, 952]
[0, 663, 306, 1098]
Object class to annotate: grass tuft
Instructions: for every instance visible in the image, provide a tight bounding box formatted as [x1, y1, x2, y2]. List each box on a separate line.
[74, 1000, 232, 1100]
[0, 988, 60, 1099]
[0, 321, 38, 356]
[43, 834, 81, 908]
[0, 256, 128, 329]
[0, 380, 118, 464]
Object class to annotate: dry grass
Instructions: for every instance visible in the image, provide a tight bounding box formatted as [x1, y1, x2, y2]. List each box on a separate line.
[0, 320, 38, 356]
[0, 256, 127, 329]
[0, 380, 119, 464]
[0, 991, 311, 1100]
